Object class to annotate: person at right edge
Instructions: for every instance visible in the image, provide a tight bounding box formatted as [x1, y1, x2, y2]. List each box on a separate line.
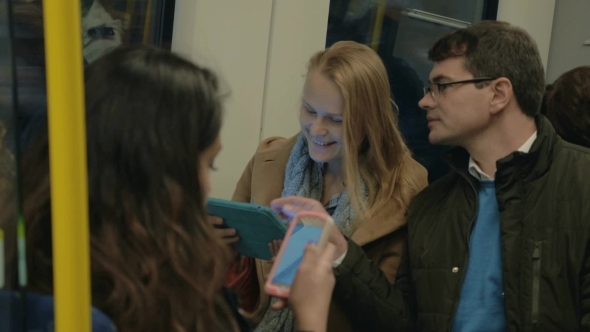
[544, 65, 590, 149]
[272, 20, 590, 331]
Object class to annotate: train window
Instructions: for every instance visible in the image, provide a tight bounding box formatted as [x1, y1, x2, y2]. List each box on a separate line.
[1, 0, 24, 329]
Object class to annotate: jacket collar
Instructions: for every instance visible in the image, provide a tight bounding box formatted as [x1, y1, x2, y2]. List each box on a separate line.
[444, 116, 560, 186]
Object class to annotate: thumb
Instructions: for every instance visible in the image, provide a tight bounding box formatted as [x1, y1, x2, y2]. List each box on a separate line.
[271, 298, 288, 311]
[319, 242, 337, 265]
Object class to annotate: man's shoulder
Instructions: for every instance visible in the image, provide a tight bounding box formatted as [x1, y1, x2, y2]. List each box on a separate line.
[551, 141, 590, 192]
[557, 140, 590, 163]
[403, 171, 470, 238]
[554, 140, 590, 174]
[409, 171, 464, 211]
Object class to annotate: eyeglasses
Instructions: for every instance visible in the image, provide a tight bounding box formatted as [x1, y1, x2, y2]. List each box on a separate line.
[423, 77, 497, 99]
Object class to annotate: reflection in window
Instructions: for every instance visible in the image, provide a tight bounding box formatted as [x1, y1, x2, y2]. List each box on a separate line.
[82, 0, 175, 63]
[11, 0, 176, 158]
[326, 0, 497, 182]
[8, 0, 177, 170]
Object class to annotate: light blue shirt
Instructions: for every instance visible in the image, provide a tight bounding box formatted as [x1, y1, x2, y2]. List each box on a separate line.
[451, 181, 506, 332]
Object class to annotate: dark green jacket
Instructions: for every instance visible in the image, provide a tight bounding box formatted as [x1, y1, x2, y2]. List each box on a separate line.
[333, 117, 590, 331]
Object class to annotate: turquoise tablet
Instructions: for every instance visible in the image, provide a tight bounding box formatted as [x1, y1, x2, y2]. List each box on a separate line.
[206, 198, 287, 261]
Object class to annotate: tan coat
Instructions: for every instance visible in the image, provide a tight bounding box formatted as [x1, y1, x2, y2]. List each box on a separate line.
[232, 134, 428, 331]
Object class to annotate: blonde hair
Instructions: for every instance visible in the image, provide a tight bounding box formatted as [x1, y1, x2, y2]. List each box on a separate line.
[307, 41, 413, 224]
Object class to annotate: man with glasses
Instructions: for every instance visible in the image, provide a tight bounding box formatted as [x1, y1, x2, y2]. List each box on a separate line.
[410, 20, 558, 331]
[285, 20, 590, 331]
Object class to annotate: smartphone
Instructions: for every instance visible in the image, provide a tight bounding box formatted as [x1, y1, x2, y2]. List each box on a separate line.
[264, 210, 334, 298]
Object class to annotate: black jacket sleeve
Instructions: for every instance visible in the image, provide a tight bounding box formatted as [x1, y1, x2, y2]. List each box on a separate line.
[332, 236, 416, 331]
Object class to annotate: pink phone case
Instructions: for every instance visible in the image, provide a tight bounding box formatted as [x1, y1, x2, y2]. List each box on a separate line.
[264, 210, 334, 299]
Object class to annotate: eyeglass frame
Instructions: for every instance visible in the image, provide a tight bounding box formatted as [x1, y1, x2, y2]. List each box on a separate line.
[423, 77, 497, 99]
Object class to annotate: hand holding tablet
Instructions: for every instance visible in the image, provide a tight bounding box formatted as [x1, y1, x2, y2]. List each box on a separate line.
[206, 198, 287, 261]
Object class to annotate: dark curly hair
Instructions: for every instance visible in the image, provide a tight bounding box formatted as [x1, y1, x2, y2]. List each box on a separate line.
[22, 46, 236, 331]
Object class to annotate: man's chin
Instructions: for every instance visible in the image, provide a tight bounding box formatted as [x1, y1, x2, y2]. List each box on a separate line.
[428, 132, 451, 146]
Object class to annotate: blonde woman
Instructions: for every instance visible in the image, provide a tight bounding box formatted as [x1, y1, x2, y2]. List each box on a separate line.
[223, 41, 428, 331]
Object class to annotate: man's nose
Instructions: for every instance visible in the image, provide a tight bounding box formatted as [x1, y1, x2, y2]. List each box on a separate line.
[418, 93, 436, 111]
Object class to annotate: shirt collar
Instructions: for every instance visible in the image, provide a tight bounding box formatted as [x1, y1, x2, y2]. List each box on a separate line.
[468, 131, 538, 181]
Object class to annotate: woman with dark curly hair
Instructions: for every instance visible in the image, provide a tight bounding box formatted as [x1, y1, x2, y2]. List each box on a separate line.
[21, 45, 335, 332]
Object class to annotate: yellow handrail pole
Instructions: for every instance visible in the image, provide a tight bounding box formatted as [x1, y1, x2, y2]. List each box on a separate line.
[371, 0, 386, 52]
[125, 0, 137, 43]
[143, 0, 153, 44]
[42, 0, 91, 331]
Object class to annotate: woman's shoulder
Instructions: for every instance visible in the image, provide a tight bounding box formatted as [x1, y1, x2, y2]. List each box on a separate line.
[254, 134, 299, 155]
[400, 154, 429, 193]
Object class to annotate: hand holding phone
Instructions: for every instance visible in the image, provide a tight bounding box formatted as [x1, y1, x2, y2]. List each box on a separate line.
[265, 211, 335, 298]
[288, 242, 336, 331]
[271, 196, 348, 261]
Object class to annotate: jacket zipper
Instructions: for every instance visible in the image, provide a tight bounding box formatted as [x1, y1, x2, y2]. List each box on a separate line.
[531, 241, 542, 326]
[447, 184, 478, 331]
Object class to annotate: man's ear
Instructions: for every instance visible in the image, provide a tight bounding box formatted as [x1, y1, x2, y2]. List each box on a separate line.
[489, 78, 513, 115]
